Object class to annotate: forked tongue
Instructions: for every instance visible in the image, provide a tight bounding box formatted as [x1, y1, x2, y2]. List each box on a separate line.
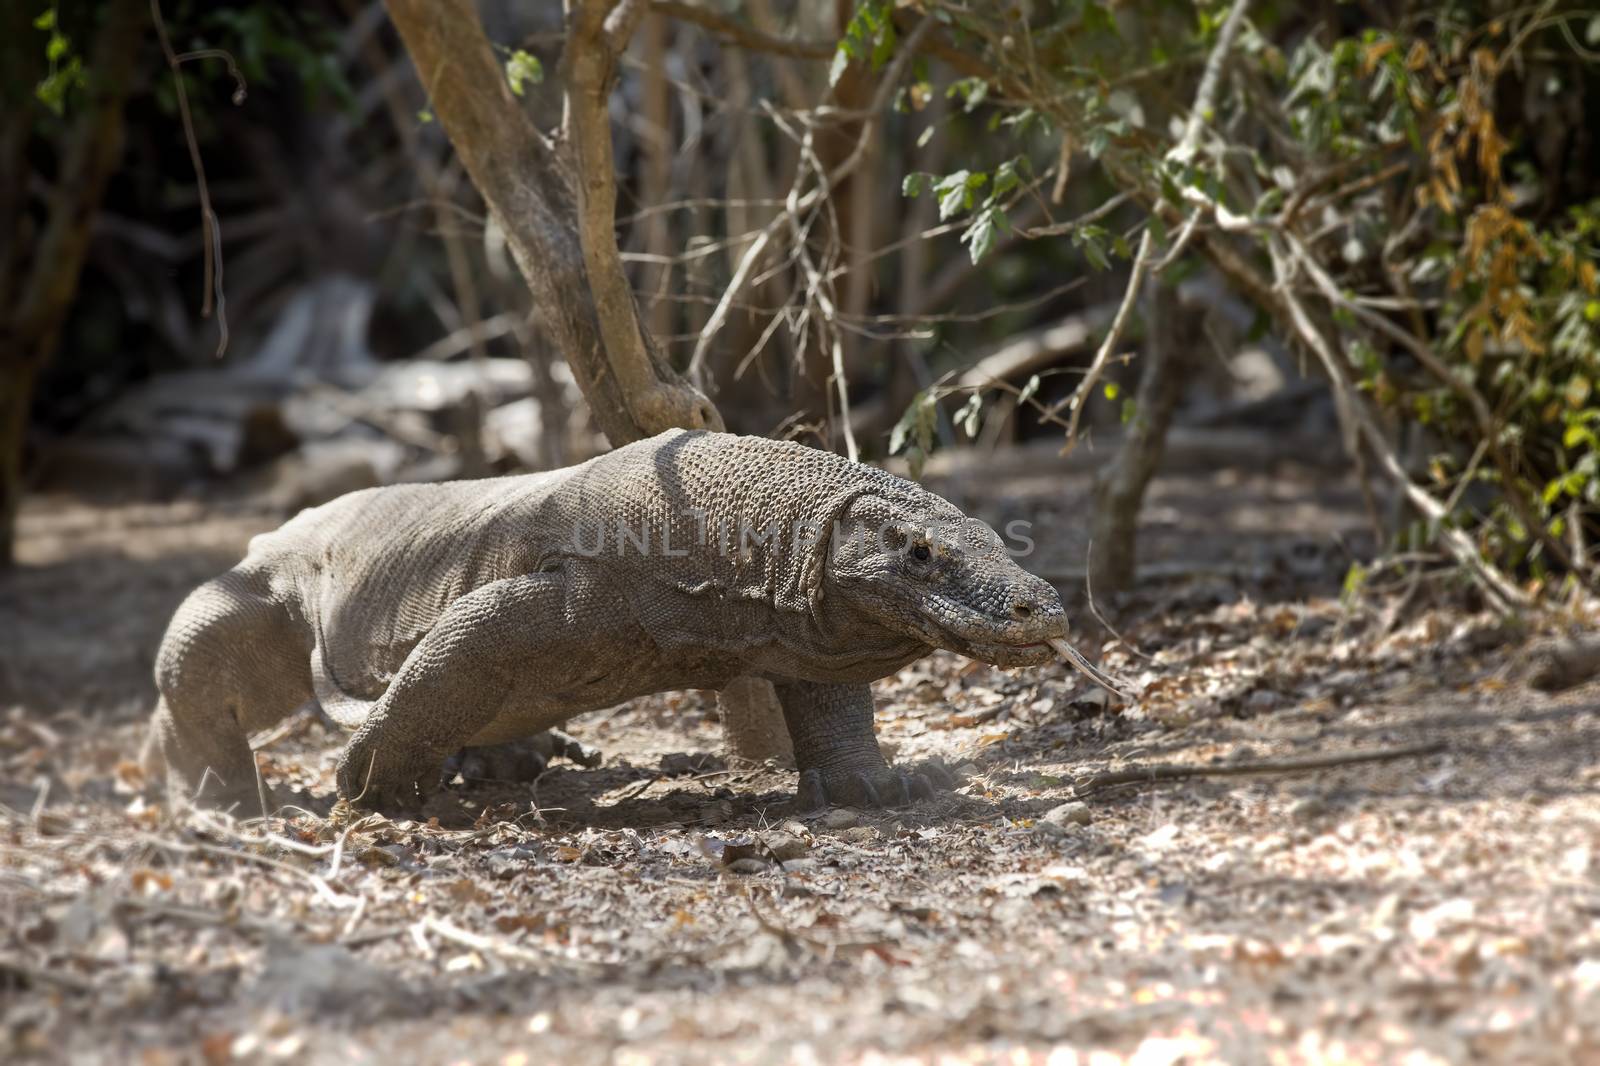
[1046, 637, 1132, 701]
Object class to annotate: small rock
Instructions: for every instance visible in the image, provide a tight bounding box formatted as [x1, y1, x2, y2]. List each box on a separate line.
[759, 830, 811, 862]
[841, 826, 881, 845]
[1287, 796, 1327, 822]
[1244, 689, 1280, 712]
[357, 845, 404, 868]
[659, 751, 727, 777]
[1042, 801, 1092, 828]
[820, 808, 860, 830]
[725, 857, 770, 875]
[484, 846, 537, 879]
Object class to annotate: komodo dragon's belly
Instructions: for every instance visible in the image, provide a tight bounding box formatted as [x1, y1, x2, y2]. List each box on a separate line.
[465, 641, 747, 745]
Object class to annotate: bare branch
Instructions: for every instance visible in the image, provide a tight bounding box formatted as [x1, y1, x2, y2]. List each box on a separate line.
[384, 0, 719, 444]
[652, 1, 833, 59]
[1041, 0, 1253, 444]
[1073, 741, 1448, 797]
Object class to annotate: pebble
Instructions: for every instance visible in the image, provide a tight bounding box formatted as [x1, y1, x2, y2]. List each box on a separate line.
[484, 846, 538, 879]
[725, 857, 770, 875]
[759, 830, 811, 862]
[1288, 796, 1327, 822]
[820, 808, 860, 830]
[1043, 801, 1093, 828]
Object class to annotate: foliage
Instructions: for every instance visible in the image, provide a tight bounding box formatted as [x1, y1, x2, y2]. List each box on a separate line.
[33, 6, 85, 115]
[879, 0, 1600, 585]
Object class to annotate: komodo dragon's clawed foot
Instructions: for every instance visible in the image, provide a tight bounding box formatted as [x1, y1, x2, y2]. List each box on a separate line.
[794, 758, 957, 811]
[334, 738, 445, 816]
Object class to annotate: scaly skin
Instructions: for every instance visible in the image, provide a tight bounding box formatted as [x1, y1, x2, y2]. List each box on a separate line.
[144, 430, 1070, 816]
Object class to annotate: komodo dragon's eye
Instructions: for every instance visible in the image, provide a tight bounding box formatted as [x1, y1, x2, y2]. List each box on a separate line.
[910, 542, 933, 563]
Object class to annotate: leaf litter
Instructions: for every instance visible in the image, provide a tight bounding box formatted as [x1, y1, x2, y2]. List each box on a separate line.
[2, 480, 1599, 1064]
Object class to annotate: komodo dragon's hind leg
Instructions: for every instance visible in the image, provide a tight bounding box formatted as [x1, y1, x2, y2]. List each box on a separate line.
[775, 680, 955, 810]
[147, 571, 313, 816]
[333, 573, 570, 812]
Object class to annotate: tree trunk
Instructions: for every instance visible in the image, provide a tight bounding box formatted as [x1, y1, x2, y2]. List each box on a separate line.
[1088, 280, 1190, 595]
[384, 0, 719, 444]
[0, 0, 144, 567]
[384, 0, 795, 763]
[0, 361, 38, 565]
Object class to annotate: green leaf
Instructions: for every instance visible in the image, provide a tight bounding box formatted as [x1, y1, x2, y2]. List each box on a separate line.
[962, 212, 997, 264]
[1082, 235, 1110, 271]
[955, 393, 984, 438]
[946, 76, 990, 112]
[902, 172, 929, 199]
[1147, 213, 1168, 247]
[992, 158, 1022, 199]
[933, 170, 984, 220]
[889, 390, 938, 457]
[505, 49, 543, 97]
[828, 45, 851, 87]
[33, 8, 55, 30]
[1103, 383, 1120, 401]
[417, 107, 434, 124]
[869, 18, 896, 69]
[1341, 562, 1369, 603]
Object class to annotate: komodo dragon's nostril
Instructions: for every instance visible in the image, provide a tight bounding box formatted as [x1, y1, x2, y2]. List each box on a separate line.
[1011, 602, 1035, 620]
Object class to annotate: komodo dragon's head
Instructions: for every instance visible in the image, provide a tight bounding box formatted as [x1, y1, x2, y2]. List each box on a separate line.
[824, 490, 1071, 671]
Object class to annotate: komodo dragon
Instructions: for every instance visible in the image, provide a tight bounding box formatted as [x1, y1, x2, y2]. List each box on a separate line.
[145, 429, 1095, 816]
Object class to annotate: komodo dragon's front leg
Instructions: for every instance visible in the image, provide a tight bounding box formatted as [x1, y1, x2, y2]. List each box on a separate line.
[333, 573, 569, 810]
[775, 680, 954, 809]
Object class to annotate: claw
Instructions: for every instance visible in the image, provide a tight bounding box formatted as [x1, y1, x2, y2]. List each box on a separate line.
[796, 768, 828, 812]
[455, 752, 487, 782]
[854, 772, 882, 807]
[922, 758, 956, 790]
[883, 773, 911, 807]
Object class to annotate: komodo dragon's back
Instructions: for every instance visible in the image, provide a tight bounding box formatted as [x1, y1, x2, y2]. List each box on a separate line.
[252, 430, 920, 695]
[248, 474, 555, 700]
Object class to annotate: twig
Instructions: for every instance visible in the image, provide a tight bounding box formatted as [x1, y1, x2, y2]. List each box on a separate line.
[418, 915, 610, 973]
[0, 958, 99, 995]
[1266, 238, 1528, 611]
[1041, 0, 1252, 442]
[688, 20, 932, 382]
[1083, 539, 1151, 662]
[652, 0, 832, 59]
[1072, 740, 1447, 797]
[1040, 228, 1153, 439]
[149, 0, 245, 358]
[1284, 232, 1579, 576]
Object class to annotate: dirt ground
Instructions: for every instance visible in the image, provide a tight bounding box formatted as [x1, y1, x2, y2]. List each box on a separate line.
[2, 447, 1598, 1065]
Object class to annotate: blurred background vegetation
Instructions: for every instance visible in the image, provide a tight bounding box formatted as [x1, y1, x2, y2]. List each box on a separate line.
[3, 0, 1597, 607]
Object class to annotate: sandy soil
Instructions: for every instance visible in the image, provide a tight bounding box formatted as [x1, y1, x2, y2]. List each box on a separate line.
[2, 455, 1597, 1064]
